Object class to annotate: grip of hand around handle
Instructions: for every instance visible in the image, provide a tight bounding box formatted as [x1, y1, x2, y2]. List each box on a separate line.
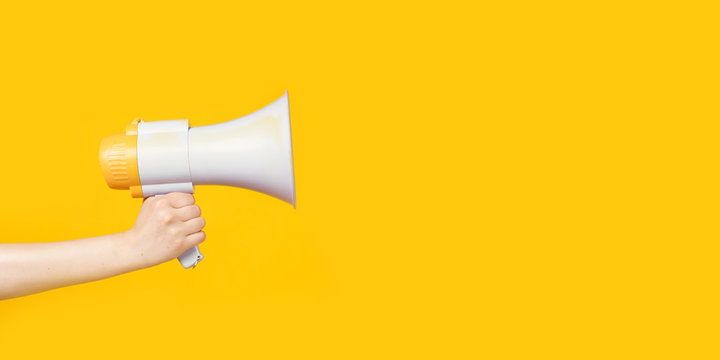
[152, 194, 204, 269]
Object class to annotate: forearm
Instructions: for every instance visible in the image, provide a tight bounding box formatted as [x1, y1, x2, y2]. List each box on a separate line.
[0, 232, 138, 300]
[0, 193, 205, 300]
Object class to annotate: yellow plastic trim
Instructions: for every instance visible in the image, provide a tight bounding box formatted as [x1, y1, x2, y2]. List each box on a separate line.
[129, 185, 144, 198]
[98, 120, 141, 193]
[126, 118, 141, 135]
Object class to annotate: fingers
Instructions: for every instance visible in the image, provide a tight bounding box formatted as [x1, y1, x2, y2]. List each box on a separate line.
[182, 217, 206, 247]
[185, 231, 206, 247]
[162, 192, 196, 208]
[176, 205, 201, 221]
[181, 216, 206, 234]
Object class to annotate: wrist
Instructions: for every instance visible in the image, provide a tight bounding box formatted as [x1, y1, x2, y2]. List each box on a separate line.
[112, 230, 146, 272]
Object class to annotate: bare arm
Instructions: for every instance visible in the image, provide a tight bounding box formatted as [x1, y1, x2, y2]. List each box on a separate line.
[0, 193, 206, 300]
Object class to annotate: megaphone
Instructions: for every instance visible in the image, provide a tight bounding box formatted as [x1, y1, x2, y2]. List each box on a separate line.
[98, 92, 296, 269]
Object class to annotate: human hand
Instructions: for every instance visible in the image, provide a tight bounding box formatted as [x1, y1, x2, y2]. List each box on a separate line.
[121, 192, 206, 270]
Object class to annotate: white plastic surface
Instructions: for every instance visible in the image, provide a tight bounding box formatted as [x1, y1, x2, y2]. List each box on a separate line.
[141, 182, 194, 197]
[137, 119, 194, 197]
[188, 92, 296, 206]
[178, 245, 204, 269]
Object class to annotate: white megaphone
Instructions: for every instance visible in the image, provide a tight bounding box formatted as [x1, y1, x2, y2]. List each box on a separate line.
[99, 92, 295, 268]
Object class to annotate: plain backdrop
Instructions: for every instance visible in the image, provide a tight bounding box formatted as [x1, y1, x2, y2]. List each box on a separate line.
[1, 1, 717, 359]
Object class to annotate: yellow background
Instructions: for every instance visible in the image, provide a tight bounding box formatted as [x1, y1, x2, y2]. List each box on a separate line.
[0, 1, 717, 358]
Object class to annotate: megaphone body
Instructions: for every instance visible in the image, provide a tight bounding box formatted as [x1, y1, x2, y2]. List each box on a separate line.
[99, 92, 295, 268]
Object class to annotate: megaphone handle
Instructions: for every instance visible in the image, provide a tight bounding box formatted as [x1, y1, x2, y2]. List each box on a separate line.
[152, 194, 205, 269]
[178, 245, 204, 269]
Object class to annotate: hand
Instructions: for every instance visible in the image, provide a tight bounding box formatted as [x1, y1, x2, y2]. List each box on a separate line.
[121, 192, 206, 270]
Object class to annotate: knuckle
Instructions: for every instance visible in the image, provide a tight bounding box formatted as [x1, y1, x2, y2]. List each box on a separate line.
[161, 213, 174, 224]
[197, 231, 206, 243]
[168, 227, 180, 237]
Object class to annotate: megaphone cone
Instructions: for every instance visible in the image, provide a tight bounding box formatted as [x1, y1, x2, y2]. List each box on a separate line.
[188, 91, 296, 207]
